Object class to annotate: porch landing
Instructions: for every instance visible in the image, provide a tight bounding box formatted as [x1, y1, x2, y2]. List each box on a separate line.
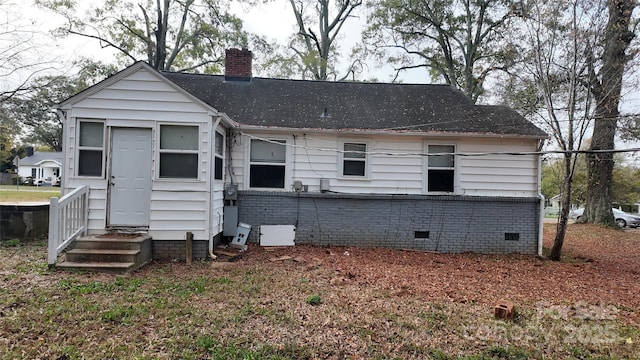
[56, 234, 152, 273]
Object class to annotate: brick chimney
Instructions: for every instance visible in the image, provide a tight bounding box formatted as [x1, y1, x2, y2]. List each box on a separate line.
[225, 48, 252, 81]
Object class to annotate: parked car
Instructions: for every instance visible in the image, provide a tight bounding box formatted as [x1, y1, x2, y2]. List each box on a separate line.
[569, 208, 640, 228]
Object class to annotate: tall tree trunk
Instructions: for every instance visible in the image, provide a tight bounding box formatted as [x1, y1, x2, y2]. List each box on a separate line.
[585, 0, 635, 225]
[550, 154, 574, 260]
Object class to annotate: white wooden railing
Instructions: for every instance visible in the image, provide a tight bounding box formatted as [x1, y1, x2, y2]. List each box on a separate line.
[48, 185, 90, 265]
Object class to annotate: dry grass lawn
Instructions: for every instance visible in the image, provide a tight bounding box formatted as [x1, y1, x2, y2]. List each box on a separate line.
[1, 223, 639, 359]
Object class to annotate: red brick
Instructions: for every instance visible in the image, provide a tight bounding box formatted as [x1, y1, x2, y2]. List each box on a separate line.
[494, 300, 515, 320]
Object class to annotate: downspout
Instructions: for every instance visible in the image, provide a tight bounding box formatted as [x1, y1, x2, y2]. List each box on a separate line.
[226, 130, 235, 186]
[209, 117, 222, 260]
[56, 110, 67, 195]
[536, 139, 546, 256]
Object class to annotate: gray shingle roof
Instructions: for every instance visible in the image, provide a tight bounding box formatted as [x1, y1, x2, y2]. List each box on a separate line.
[161, 72, 547, 138]
[19, 152, 63, 166]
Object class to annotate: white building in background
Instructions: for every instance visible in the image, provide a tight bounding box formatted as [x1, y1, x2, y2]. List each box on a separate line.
[17, 147, 62, 186]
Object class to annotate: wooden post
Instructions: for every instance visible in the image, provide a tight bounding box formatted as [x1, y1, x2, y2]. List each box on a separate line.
[186, 232, 193, 264]
[48, 197, 59, 266]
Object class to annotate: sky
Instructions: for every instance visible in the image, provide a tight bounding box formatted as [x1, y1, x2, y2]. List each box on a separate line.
[6, 0, 426, 86]
[5, 1, 640, 118]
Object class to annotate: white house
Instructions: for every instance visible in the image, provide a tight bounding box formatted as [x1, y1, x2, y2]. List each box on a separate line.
[17, 148, 62, 186]
[54, 49, 548, 263]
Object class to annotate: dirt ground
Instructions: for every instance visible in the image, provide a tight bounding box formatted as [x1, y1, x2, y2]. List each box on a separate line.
[221, 223, 640, 316]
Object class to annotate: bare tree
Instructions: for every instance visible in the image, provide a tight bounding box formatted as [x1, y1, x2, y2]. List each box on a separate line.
[503, 0, 598, 260]
[365, 0, 517, 102]
[287, 0, 363, 80]
[0, 0, 56, 102]
[36, 0, 253, 73]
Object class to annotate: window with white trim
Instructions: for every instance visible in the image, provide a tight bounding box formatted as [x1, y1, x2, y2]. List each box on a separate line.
[77, 120, 104, 177]
[159, 125, 199, 179]
[427, 144, 455, 193]
[214, 130, 224, 180]
[249, 139, 286, 188]
[341, 142, 368, 177]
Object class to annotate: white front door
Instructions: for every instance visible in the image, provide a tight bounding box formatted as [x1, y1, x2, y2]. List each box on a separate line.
[109, 128, 152, 227]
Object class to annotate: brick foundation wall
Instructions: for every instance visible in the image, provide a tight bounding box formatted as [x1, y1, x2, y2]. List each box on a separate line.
[236, 191, 541, 254]
[152, 236, 220, 261]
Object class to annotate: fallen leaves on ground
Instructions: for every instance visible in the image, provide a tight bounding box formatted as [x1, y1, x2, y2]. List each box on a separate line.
[230, 223, 640, 311]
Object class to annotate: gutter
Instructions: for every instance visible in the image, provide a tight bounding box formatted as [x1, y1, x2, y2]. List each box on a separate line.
[56, 109, 67, 194]
[536, 139, 546, 256]
[235, 124, 548, 140]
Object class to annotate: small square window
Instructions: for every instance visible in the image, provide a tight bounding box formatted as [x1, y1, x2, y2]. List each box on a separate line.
[77, 121, 104, 177]
[78, 150, 104, 177]
[249, 139, 286, 189]
[342, 142, 367, 177]
[159, 125, 199, 179]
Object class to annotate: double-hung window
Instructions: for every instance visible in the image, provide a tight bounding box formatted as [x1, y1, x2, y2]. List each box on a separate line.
[341, 142, 368, 177]
[249, 139, 286, 188]
[77, 120, 105, 177]
[426, 144, 455, 193]
[214, 131, 224, 180]
[159, 125, 199, 179]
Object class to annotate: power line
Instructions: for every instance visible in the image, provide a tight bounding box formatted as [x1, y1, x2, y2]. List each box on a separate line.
[240, 132, 640, 157]
[379, 112, 640, 131]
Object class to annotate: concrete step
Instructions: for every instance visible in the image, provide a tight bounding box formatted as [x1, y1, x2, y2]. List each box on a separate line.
[65, 248, 140, 263]
[56, 234, 152, 273]
[73, 235, 151, 250]
[56, 261, 136, 273]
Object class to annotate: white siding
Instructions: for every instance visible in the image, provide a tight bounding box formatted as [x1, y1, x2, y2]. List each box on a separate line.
[63, 67, 218, 240]
[148, 190, 209, 240]
[458, 139, 539, 197]
[210, 122, 227, 237]
[231, 132, 540, 197]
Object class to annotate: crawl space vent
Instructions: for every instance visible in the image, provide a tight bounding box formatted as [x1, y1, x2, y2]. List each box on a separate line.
[504, 233, 520, 241]
[414, 231, 430, 239]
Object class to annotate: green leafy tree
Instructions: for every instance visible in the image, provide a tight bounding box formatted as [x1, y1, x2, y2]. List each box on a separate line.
[36, 0, 254, 73]
[0, 106, 21, 172]
[365, 0, 518, 102]
[541, 156, 588, 207]
[7, 60, 118, 152]
[611, 160, 640, 206]
[543, 155, 640, 211]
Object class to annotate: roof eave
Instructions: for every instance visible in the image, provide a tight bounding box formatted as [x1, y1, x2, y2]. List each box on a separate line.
[234, 124, 549, 140]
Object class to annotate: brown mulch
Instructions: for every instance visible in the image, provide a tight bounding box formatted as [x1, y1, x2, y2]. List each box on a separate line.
[217, 223, 640, 315]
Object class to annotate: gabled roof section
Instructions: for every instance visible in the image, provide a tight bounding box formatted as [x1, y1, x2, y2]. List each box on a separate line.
[57, 62, 233, 127]
[161, 72, 548, 138]
[59, 61, 151, 109]
[19, 152, 63, 166]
